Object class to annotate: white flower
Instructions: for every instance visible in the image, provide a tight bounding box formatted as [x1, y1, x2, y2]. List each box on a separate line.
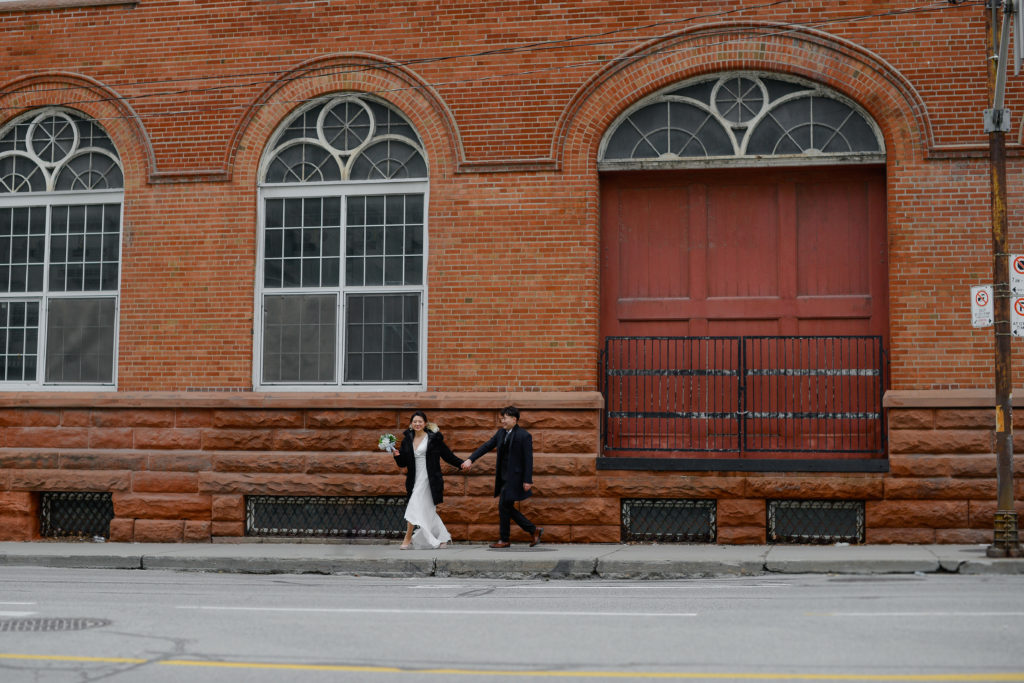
[378, 433, 397, 452]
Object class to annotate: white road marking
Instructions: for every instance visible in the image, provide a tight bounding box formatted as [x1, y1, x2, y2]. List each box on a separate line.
[0, 611, 35, 617]
[177, 605, 696, 617]
[820, 612, 1024, 617]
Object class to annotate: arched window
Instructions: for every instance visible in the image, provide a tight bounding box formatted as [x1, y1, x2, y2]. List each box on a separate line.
[0, 108, 123, 387]
[256, 94, 428, 389]
[600, 73, 884, 168]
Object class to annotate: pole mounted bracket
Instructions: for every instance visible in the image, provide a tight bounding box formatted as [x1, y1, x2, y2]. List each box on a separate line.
[985, 108, 1013, 132]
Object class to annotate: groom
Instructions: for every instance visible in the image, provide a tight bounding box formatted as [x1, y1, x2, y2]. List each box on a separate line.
[461, 406, 542, 548]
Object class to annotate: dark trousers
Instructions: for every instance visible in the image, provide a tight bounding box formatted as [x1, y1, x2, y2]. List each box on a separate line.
[498, 493, 536, 542]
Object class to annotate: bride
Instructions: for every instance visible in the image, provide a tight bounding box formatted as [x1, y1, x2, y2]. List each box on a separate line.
[390, 411, 465, 549]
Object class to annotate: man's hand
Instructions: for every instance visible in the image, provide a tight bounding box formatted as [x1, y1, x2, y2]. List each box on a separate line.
[523, 482, 532, 492]
[461, 459, 473, 470]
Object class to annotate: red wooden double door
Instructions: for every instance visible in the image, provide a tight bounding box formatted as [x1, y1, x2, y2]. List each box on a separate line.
[599, 166, 888, 457]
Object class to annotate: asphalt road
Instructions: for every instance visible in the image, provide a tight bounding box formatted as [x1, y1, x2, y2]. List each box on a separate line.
[1, 568, 1023, 682]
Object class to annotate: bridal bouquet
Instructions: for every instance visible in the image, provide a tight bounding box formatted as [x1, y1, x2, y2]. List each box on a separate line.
[378, 433, 397, 452]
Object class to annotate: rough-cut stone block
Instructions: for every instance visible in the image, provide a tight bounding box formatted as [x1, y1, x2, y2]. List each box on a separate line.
[718, 499, 765, 527]
[306, 410, 399, 429]
[0, 515, 36, 540]
[212, 410, 304, 428]
[949, 455, 997, 479]
[211, 494, 245, 521]
[272, 430, 347, 452]
[887, 409, 933, 430]
[0, 492, 34, 516]
[212, 521, 245, 537]
[184, 520, 212, 542]
[888, 455, 952, 478]
[934, 409, 994, 430]
[935, 528, 990, 544]
[537, 429, 598, 454]
[213, 453, 308, 473]
[570, 525, 618, 543]
[534, 455, 589, 476]
[307, 452, 399, 474]
[441, 497, 498, 524]
[600, 474, 746, 498]
[518, 497, 619, 525]
[199, 472, 403, 497]
[530, 475, 597, 497]
[866, 527, 936, 544]
[717, 526, 765, 544]
[884, 477, 996, 500]
[6, 427, 90, 449]
[131, 472, 199, 494]
[0, 451, 60, 469]
[148, 453, 212, 473]
[60, 452, 147, 471]
[89, 428, 134, 450]
[201, 429, 275, 451]
[431, 411, 498, 429]
[175, 410, 212, 428]
[108, 517, 134, 542]
[11, 470, 131, 492]
[524, 411, 600, 430]
[464, 524, 499, 542]
[866, 500, 968, 528]
[745, 476, 884, 499]
[135, 428, 202, 450]
[466, 477, 499, 497]
[134, 519, 184, 542]
[114, 493, 211, 520]
[92, 410, 174, 428]
[61, 410, 90, 427]
[888, 429, 992, 454]
[0, 409, 60, 427]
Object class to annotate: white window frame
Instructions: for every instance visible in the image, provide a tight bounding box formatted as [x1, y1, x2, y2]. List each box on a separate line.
[0, 189, 123, 391]
[253, 179, 429, 392]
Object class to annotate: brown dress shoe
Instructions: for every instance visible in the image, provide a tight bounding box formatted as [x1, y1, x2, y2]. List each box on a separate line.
[530, 527, 543, 547]
[489, 540, 511, 548]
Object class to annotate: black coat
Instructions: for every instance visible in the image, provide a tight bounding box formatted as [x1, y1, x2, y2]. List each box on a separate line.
[393, 428, 464, 505]
[469, 425, 533, 503]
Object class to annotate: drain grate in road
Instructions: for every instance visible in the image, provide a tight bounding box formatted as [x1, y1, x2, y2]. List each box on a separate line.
[0, 617, 111, 632]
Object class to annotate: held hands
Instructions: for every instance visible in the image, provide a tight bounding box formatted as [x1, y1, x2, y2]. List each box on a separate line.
[461, 459, 473, 471]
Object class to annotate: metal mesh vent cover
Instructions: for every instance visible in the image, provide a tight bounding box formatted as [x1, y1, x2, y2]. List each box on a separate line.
[0, 617, 111, 632]
[768, 500, 865, 544]
[246, 495, 407, 538]
[39, 492, 114, 539]
[622, 498, 716, 543]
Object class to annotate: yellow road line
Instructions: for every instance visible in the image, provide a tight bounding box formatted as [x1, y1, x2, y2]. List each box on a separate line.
[1, 653, 1023, 680]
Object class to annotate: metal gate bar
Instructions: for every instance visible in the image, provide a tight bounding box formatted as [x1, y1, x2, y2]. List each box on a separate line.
[602, 336, 884, 455]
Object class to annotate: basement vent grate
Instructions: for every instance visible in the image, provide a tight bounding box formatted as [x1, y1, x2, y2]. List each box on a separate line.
[0, 618, 111, 632]
[621, 498, 716, 543]
[40, 492, 114, 539]
[768, 500, 865, 544]
[246, 495, 407, 539]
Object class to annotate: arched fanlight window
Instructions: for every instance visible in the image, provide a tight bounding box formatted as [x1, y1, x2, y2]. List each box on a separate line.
[261, 94, 427, 183]
[256, 94, 428, 390]
[0, 108, 124, 388]
[600, 73, 884, 168]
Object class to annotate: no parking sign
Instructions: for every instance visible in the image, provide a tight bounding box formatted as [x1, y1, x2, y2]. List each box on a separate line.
[972, 285, 994, 328]
[1011, 254, 1024, 295]
[1014, 296, 1024, 337]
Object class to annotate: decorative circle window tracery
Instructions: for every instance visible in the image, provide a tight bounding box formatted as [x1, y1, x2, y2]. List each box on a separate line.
[600, 72, 884, 167]
[262, 95, 427, 183]
[0, 109, 123, 193]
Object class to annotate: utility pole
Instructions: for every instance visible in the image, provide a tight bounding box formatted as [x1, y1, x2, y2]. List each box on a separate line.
[985, 0, 1021, 558]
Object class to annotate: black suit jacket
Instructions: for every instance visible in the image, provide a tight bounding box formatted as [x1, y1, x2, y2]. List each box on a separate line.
[469, 425, 533, 502]
[393, 428, 464, 505]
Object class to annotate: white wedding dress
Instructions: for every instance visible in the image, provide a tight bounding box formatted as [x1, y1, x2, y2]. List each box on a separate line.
[405, 436, 452, 549]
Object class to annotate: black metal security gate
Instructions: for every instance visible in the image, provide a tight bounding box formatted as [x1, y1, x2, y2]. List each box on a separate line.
[602, 336, 885, 459]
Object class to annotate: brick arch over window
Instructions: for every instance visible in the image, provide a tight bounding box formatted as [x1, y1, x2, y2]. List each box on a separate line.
[229, 54, 461, 184]
[0, 73, 154, 188]
[555, 22, 930, 176]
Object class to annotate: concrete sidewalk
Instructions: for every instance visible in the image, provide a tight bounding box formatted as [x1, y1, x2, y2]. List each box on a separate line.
[2, 541, 1023, 579]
